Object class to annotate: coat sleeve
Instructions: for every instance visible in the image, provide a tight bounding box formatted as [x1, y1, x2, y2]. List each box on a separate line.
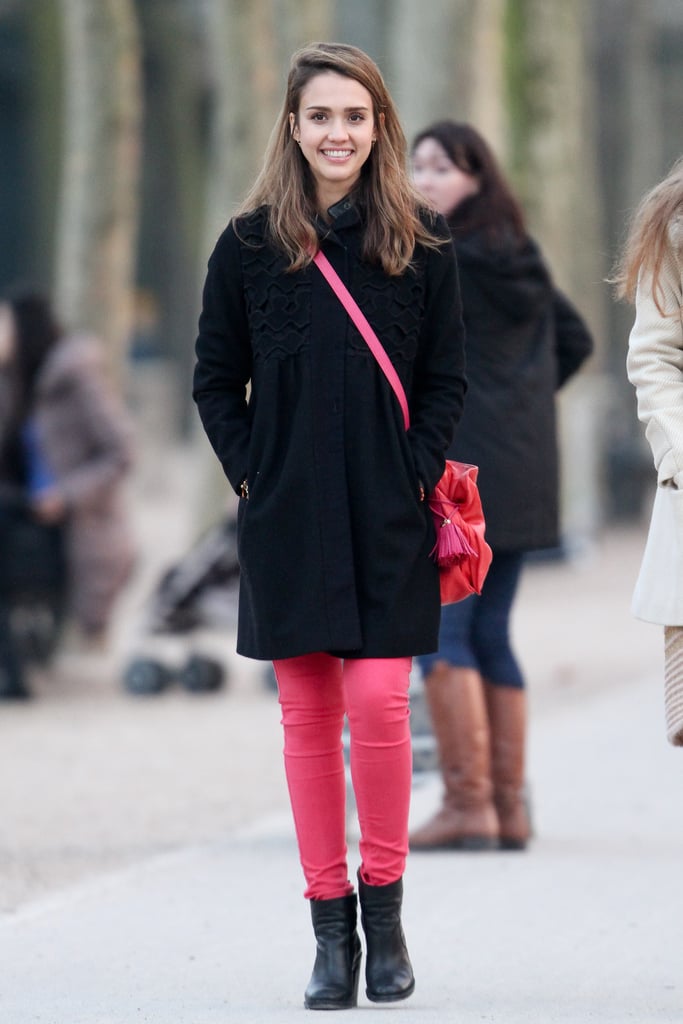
[408, 233, 467, 494]
[552, 289, 593, 388]
[626, 241, 683, 488]
[193, 223, 253, 494]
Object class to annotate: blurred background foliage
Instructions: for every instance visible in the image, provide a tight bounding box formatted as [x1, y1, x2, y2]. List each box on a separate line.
[0, 0, 682, 542]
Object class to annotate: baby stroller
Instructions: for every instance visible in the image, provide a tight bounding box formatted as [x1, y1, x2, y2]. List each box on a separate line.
[0, 492, 67, 698]
[122, 516, 241, 695]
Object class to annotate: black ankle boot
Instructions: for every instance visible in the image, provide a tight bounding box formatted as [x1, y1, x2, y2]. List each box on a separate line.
[358, 873, 415, 1003]
[304, 893, 362, 1010]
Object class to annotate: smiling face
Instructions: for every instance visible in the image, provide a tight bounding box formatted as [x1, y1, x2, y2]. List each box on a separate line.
[290, 71, 376, 213]
[411, 136, 480, 217]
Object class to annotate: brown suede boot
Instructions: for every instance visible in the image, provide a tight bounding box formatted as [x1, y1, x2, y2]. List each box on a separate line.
[483, 682, 531, 850]
[410, 665, 499, 851]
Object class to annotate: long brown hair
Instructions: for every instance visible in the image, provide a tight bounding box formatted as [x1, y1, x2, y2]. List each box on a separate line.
[411, 120, 526, 244]
[236, 42, 443, 276]
[613, 156, 683, 315]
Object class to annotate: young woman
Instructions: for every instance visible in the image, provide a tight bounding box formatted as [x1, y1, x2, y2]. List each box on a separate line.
[619, 157, 683, 745]
[193, 43, 466, 1009]
[410, 121, 592, 852]
[0, 290, 135, 698]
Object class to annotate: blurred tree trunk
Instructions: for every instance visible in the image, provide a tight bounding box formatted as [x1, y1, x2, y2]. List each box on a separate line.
[386, 0, 506, 153]
[55, 0, 142, 383]
[25, 2, 63, 288]
[200, 0, 273, 250]
[467, 0, 506, 155]
[594, 0, 681, 520]
[503, 0, 606, 544]
[134, 1, 207, 437]
[503, 0, 602, 303]
[387, 0, 467, 138]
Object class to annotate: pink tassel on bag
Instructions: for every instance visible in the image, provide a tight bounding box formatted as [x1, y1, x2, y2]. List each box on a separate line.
[428, 498, 477, 566]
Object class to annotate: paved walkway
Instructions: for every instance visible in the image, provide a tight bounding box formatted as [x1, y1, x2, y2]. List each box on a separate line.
[1, 666, 681, 1022]
[1, 517, 681, 1022]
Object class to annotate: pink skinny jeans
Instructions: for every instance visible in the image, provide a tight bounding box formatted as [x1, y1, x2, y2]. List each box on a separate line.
[273, 653, 413, 900]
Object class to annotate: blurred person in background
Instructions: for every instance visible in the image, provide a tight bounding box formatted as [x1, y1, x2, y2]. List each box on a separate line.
[194, 43, 465, 1010]
[620, 157, 683, 746]
[410, 121, 593, 852]
[0, 289, 135, 699]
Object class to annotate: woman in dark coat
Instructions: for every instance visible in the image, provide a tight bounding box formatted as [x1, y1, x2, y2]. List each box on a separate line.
[410, 121, 593, 853]
[0, 291, 135, 699]
[193, 44, 465, 1009]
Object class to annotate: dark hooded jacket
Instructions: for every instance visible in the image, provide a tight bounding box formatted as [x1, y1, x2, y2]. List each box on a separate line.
[193, 201, 466, 661]
[447, 208, 593, 551]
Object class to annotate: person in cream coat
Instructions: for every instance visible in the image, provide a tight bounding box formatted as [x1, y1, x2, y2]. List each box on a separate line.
[620, 157, 683, 745]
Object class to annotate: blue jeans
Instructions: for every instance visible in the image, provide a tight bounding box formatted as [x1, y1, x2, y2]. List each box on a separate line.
[417, 551, 525, 689]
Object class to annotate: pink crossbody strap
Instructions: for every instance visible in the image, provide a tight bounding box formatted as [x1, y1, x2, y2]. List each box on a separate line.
[313, 249, 411, 431]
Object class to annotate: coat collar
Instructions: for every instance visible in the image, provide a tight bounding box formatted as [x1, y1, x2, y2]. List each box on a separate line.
[326, 195, 361, 228]
[315, 195, 363, 243]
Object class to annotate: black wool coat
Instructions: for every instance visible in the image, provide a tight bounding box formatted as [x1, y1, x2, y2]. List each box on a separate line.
[448, 224, 593, 552]
[193, 202, 466, 660]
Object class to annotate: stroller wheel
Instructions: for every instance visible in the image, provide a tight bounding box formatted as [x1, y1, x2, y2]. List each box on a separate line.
[179, 654, 225, 694]
[123, 657, 173, 696]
